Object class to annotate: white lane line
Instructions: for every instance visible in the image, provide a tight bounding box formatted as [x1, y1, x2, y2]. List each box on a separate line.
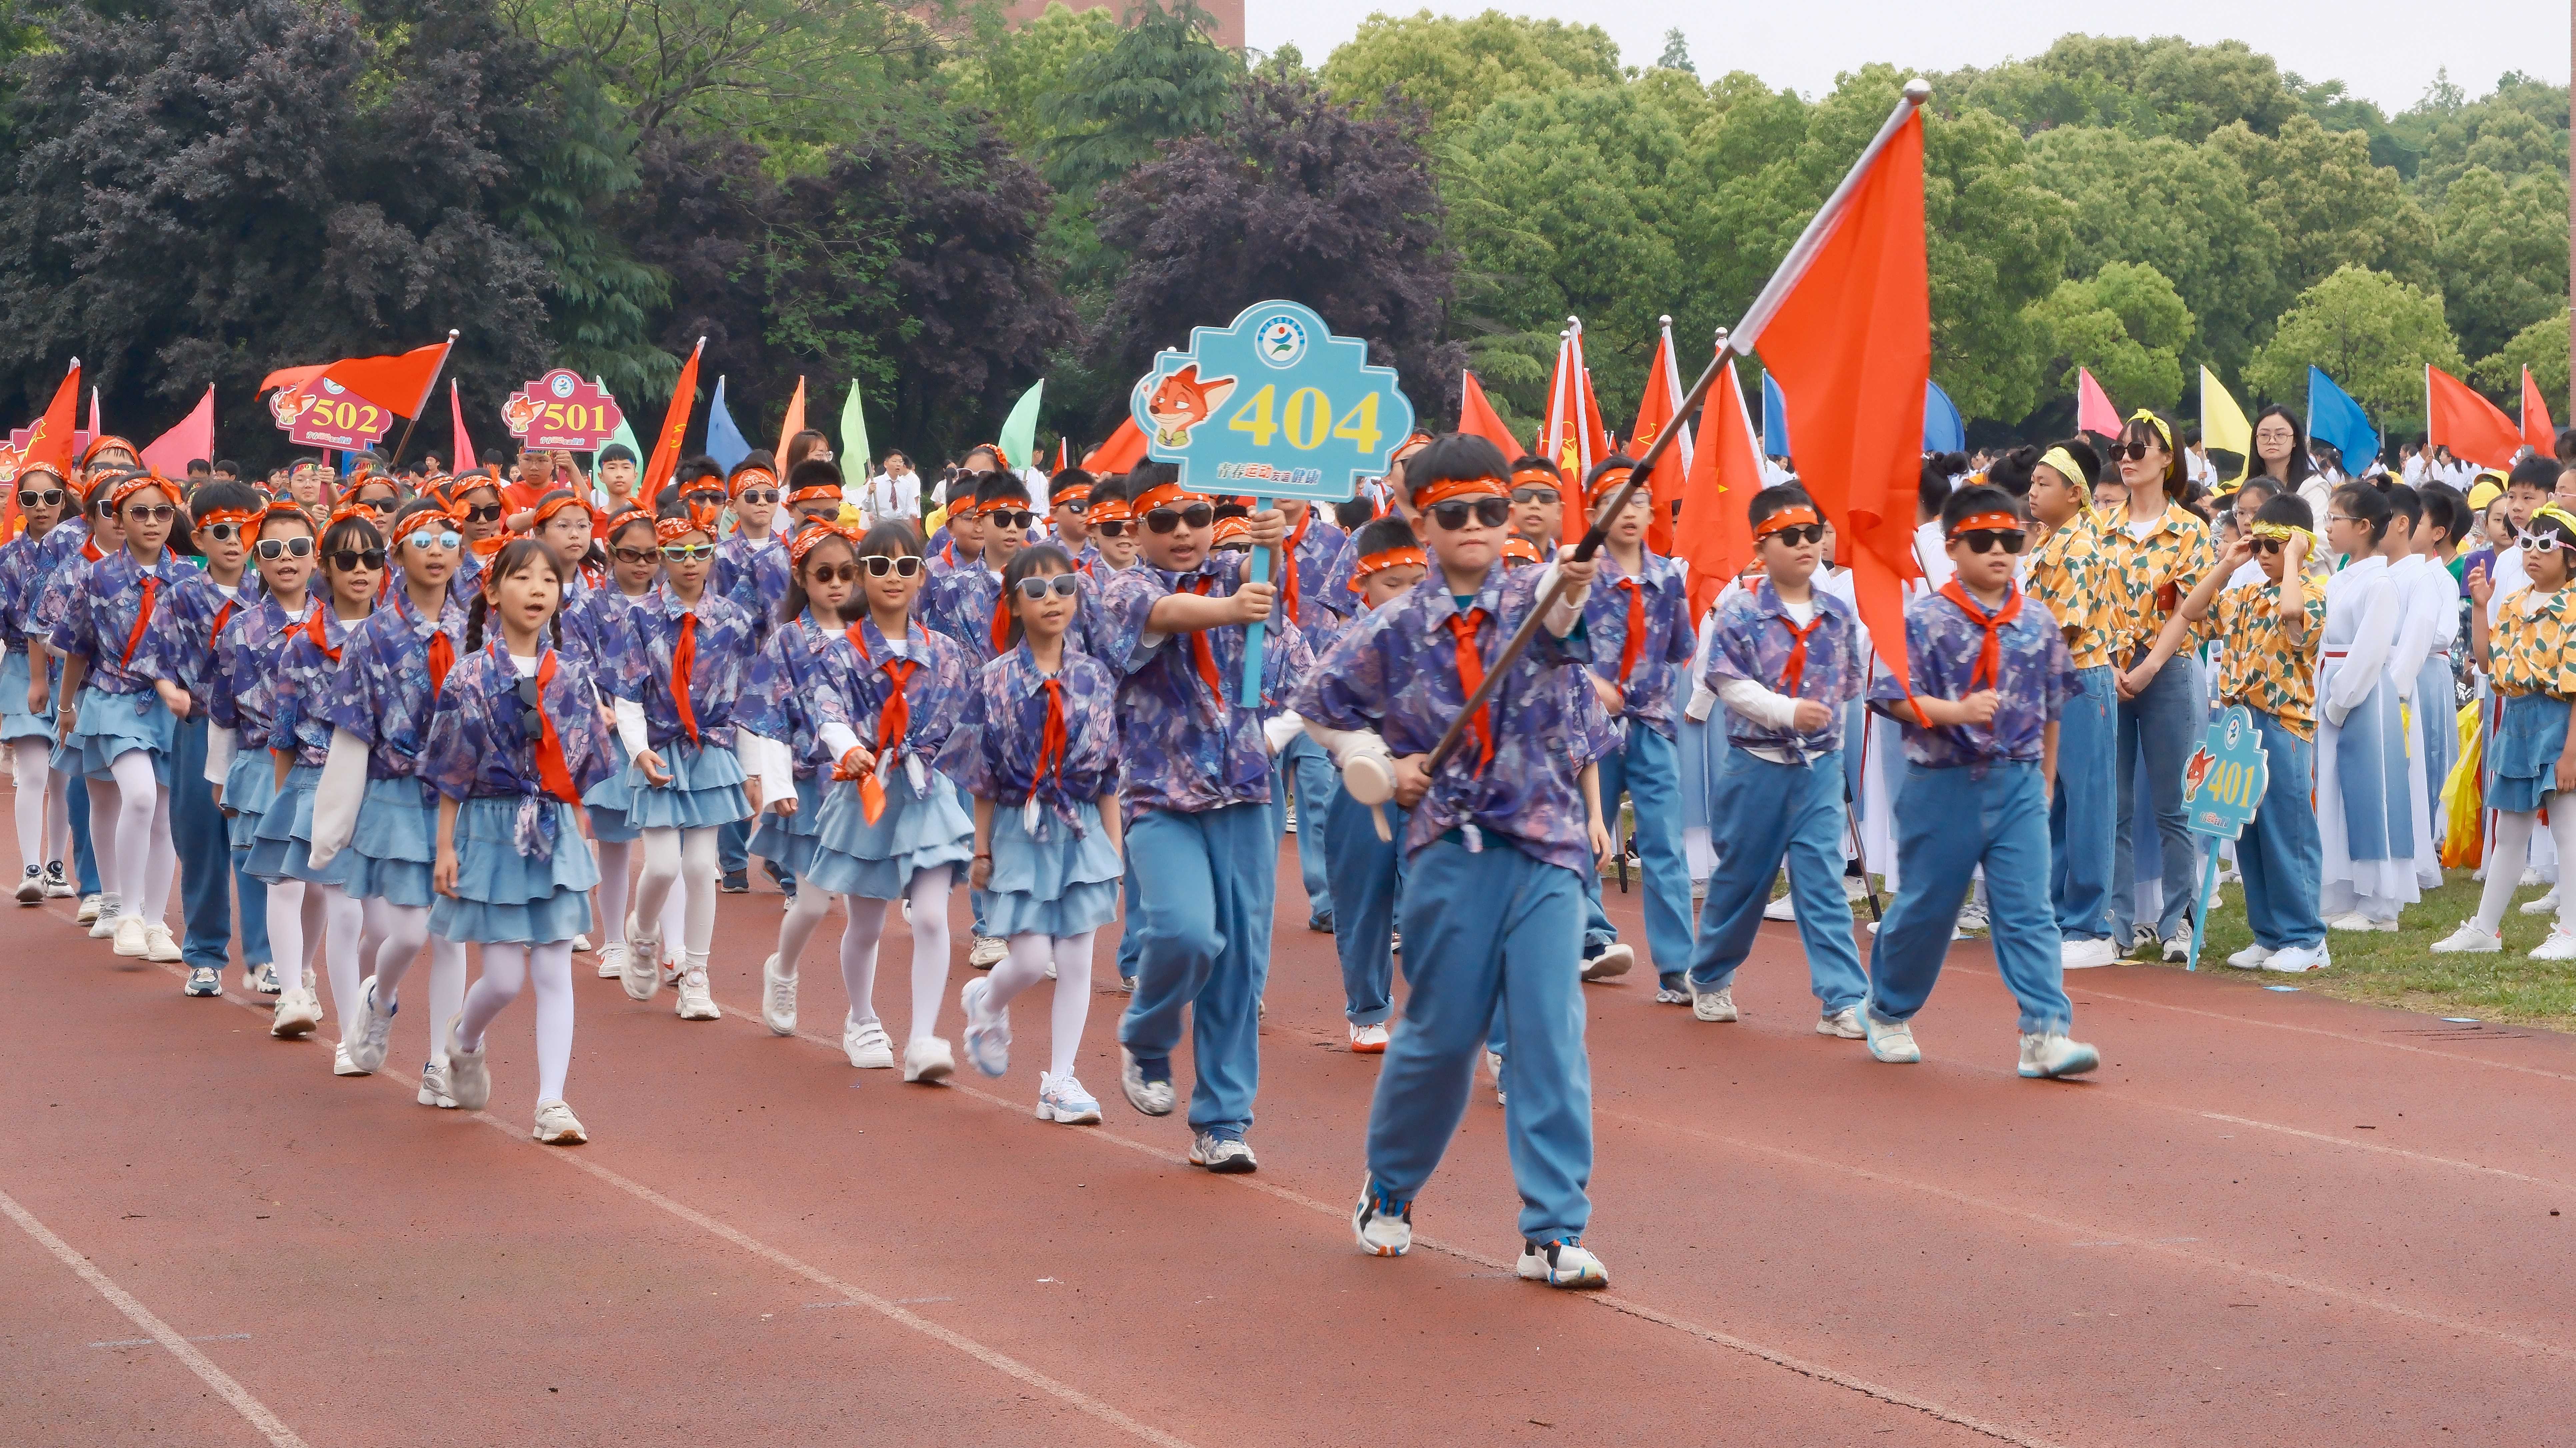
[2195, 1111, 2576, 1192]
[90, 1332, 253, 1348]
[2076, 983, 2576, 1085]
[0, 1186, 310, 1448]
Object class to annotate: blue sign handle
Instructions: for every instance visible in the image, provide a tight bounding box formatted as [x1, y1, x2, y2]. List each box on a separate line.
[2183, 846, 2220, 972]
[1240, 496, 1270, 708]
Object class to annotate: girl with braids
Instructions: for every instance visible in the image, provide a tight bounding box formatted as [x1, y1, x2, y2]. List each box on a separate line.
[306, 497, 474, 1101]
[51, 472, 197, 963]
[801, 520, 975, 1081]
[601, 503, 758, 1022]
[204, 503, 320, 999]
[951, 544, 1123, 1124]
[566, 504, 683, 986]
[424, 539, 616, 1144]
[247, 507, 384, 1060]
[739, 519, 869, 1038]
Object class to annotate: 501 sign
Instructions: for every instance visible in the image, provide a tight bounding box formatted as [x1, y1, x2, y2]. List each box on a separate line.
[503, 370, 625, 452]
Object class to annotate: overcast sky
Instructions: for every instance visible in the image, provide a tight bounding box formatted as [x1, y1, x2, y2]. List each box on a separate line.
[1250, 0, 2571, 113]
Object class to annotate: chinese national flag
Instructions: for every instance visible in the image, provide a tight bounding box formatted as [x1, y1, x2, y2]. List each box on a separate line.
[1630, 326, 1694, 555]
[22, 360, 79, 476]
[1672, 353, 1763, 619]
[1080, 417, 1148, 475]
[2428, 364, 2524, 470]
[644, 339, 706, 496]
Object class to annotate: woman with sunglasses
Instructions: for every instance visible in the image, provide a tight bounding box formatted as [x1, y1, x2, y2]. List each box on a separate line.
[601, 505, 757, 1023]
[205, 503, 321, 1003]
[566, 506, 683, 988]
[425, 538, 617, 1144]
[305, 498, 475, 1097]
[50, 473, 196, 965]
[247, 508, 384, 1063]
[740, 521, 871, 1038]
[2302, 483, 2418, 934]
[950, 544, 1122, 1122]
[0, 462, 78, 906]
[801, 522, 976, 1081]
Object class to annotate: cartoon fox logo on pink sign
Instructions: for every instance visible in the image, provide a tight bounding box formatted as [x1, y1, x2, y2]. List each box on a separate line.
[1144, 365, 1236, 447]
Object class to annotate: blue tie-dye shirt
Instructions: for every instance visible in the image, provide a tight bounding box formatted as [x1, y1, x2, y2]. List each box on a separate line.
[944, 641, 1123, 833]
[417, 642, 618, 802]
[1703, 579, 1866, 754]
[319, 583, 470, 780]
[597, 585, 758, 753]
[1868, 585, 2078, 768]
[1581, 548, 1696, 740]
[1094, 552, 1276, 821]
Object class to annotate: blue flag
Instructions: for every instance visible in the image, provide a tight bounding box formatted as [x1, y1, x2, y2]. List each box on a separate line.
[2306, 366, 2380, 476]
[1923, 379, 1965, 453]
[704, 375, 750, 473]
[1761, 372, 1790, 459]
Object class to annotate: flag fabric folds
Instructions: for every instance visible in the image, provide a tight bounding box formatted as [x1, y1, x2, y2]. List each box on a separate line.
[999, 380, 1044, 477]
[2076, 367, 2121, 438]
[139, 386, 215, 478]
[1760, 372, 1790, 458]
[23, 360, 79, 476]
[775, 376, 807, 469]
[1630, 320, 1695, 554]
[839, 380, 870, 469]
[2427, 365, 2523, 469]
[2200, 366, 2252, 485]
[1457, 370, 1524, 462]
[449, 380, 476, 475]
[1923, 379, 1965, 453]
[1081, 417, 1147, 475]
[318, 338, 453, 420]
[2523, 366, 2556, 457]
[2306, 367, 2380, 480]
[1542, 321, 1610, 543]
[1672, 354, 1763, 620]
[704, 376, 750, 472]
[643, 340, 705, 497]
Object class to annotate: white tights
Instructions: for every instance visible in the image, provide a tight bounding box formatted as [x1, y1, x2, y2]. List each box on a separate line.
[2474, 809, 2576, 933]
[265, 880, 324, 995]
[837, 866, 954, 1043]
[631, 826, 718, 965]
[455, 940, 575, 1105]
[10, 738, 67, 875]
[593, 838, 684, 961]
[370, 901, 469, 1069]
[90, 751, 174, 923]
[984, 930, 1097, 1082]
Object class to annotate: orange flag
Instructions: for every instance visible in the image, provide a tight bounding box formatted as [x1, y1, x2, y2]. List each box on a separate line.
[22, 359, 80, 476]
[1736, 92, 1929, 697]
[2428, 365, 2523, 470]
[1542, 323, 1611, 543]
[774, 375, 807, 465]
[645, 339, 707, 497]
[2524, 366, 2556, 457]
[1673, 353, 1763, 619]
[318, 336, 453, 419]
[1630, 319, 1695, 555]
[1080, 417, 1148, 475]
[1457, 370, 1524, 461]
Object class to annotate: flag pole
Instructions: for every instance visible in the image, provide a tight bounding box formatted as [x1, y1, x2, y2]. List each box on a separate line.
[383, 330, 460, 470]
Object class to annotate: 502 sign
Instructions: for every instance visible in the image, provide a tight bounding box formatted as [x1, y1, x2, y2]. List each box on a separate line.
[272, 379, 391, 451]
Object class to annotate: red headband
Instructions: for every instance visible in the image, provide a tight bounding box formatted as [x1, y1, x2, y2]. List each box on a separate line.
[1054, 484, 1092, 506]
[531, 493, 589, 530]
[1412, 474, 1507, 510]
[787, 520, 854, 566]
[324, 500, 377, 529]
[655, 516, 710, 546]
[1212, 516, 1251, 546]
[194, 506, 264, 535]
[108, 472, 174, 511]
[1131, 480, 1209, 516]
[1585, 466, 1637, 503]
[1347, 545, 1428, 590]
[1510, 466, 1560, 488]
[83, 435, 139, 467]
[1502, 537, 1541, 562]
[1753, 504, 1821, 540]
[1089, 496, 1132, 523]
[730, 467, 777, 497]
[1946, 511, 2024, 538]
[788, 482, 842, 506]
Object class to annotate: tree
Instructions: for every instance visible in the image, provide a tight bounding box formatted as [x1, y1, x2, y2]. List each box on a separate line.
[1089, 77, 1458, 432]
[1039, 0, 1243, 199]
[2023, 261, 2195, 412]
[1653, 28, 1693, 75]
[1318, 9, 1621, 136]
[2205, 114, 2436, 299]
[2243, 266, 2463, 421]
[944, 2, 1124, 154]
[2433, 164, 2569, 360]
[1936, 34, 2299, 144]
[2394, 70, 2568, 202]
[2471, 307, 2571, 405]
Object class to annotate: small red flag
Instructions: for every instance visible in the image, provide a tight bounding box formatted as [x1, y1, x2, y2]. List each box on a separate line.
[23, 360, 79, 476]
[644, 340, 706, 497]
[1630, 320, 1694, 555]
[2428, 365, 2524, 470]
[2523, 366, 2556, 457]
[1673, 353, 1763, 620]
[1080, 417, 1148, 476]
[1457, 370, 1524, 461]
[318, 337, 453, 420]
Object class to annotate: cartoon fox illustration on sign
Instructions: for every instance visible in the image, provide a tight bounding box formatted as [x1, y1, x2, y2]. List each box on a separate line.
[1145, 365, 1236, 447]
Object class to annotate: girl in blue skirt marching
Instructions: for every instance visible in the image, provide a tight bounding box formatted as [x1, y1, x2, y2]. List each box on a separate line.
[567, 504, 682, 985]
[204, 502, 319, 997]
[3, 463, 76, 906]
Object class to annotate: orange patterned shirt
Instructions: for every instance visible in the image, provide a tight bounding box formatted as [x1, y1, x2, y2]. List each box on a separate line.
[2095, 501, 2217, 660]
[2023, 508, 2113, 671]
[2212, 581, 2327, 739]
[2493, 586, 2576, 698]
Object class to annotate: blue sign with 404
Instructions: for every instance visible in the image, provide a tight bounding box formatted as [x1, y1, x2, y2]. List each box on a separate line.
[1128, 299, 1415, 504]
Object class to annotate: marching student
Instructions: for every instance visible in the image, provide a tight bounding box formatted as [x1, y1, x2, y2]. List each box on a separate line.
[53, 472, 196, 963]
[2020, 440, 2120, 966]
[714, 453, 792, 895]
[784, 457, 849, 529]
[927, 474, 986, 579]
[1314, 516, 1426, 1050]
[2441, 502, 2576, 954]
[567, 504, 677, 984]
[1506, 457, 1564, 560]
[309, 498, 473, 1097]
[923, 470, 1044, 971]
[2153, 495, 2330, 971]
[801, 521, 976, 1081]
[1679, 486, 1869, 1035]
[428, 538, 617, 1144]
[248, 508, 384, 1060]
[2410, 484, 2466, 846]
[953, 544, 1124, 1123]
[203, 502, 320, 999]
[1095, 462, 1285, 1172]
[1272, 490, 1350, 934]
[1046, 467, 1095, 555]
[2382, 484, 2459, 878]
[1574, 456, 1695, 991]
[2314, 483, 2417, 931]
[32, 483, 115, 922]
[1861, 483, 2099, 1079]
[1083, 479, 1140, 574]
[3, 462, 77, 905]
[605, 504, 758, 1021]
[1298, 433, 1609, 1286]
[531, 491, 602, 598]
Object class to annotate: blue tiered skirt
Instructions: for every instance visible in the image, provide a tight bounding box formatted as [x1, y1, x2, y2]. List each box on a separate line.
[2490, 693, 2573, 815]
[615, 737, 748, 831]
[0, 649, 55, 744]
[429, 797, 600, 944]
[66, 686, 174, 785]
[982, 799, 1122, 938]
[803, 770, 975, 901]
[746, 768, 825, 876]
[582, 735, 644, 843]
[221, 745, 279, 853]
[342, 775, 439, 908]
[247, 763, 349, 887]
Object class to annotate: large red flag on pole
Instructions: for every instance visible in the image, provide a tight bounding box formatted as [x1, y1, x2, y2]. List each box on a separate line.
[2524, 366, 2556, 457]
[24, 359, 80, 477]
[1631, 316, 1695, 555]
[644, 339, 707, 497]
[1672, 344, 1762, 619]
[1731, 81, 1931, 697]
[1540, 321, 1609, 543]
[318, 338, 453, 420]
[1457, 370, 1523, 461]
[2428, 364, 2524, 470]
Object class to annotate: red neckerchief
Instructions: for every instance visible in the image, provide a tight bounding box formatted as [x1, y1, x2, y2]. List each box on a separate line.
[1034, 674, 1068, 795]
[844, 619, 918, 825]
[303, 599, 346, 663]
[669, 608, 700, 744]
[518, 645, 582, 804]
[1281, 509, 1311, 623]
[81, 535, 103, 563]
[1937, 581, 2023, 690]
[1444, 605, 1494, 775]
[1184, 575, 1225, 706]
[1615, 577, 1645, 682]
[119, 566, 160, 668]
[1777, 612, 1823, 695]
[985, 571, 1011, 657]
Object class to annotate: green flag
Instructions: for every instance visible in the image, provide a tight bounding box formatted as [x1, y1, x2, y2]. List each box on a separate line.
[838, 379, 870, 467]
[998, 379, 1044, 472]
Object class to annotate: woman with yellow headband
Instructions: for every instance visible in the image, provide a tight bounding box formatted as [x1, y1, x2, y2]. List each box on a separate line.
[2310, 482, 2417, 932]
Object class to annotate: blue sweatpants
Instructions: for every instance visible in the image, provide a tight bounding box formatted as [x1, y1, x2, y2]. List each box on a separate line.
[2239, 709, 2326, 951]
[1277, 732, 1337, 925]
[2050, 665, 2117, 943]
[1115, 852, 1142, 983]
[2113, 656, 2204, 942]
[1684, 744, 1866, 1012]
[720, 817, 794, 890]
[1581, 725, 1692, 984]
[169, 716, 264, 969]
[1117, 803, 1279, 1139]
[1866, 762, 2073, 1036]
[1322, 788, 1405, 1025]
[1368, 838, 1592, 1244]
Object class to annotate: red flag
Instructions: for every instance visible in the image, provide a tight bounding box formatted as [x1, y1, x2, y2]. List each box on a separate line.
[1080, 417, 1148, 475]
[317, 336, 454, 420]
[2428, 365, 2523, 470]
[2524, 366, 2556, 457]
[1457, 370, 1524, 460]
[1673, 353, 1763, 619]
[2075, 367, 2120, 437]
[644, 339, 706, 496]
[1631, 319, 1695, 554]
[774, 375, 807, 466]
[1542, 322, 1612, 543]
[139, 385, 214, 478]
[1736, 92, 1929, 697]
[449, 380, 476, 476]
[85, 387, 99, 442]
[23, 360, 79, 477]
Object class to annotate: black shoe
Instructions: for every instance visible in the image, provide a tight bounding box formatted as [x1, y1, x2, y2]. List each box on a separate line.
[720, 870, 749, 894]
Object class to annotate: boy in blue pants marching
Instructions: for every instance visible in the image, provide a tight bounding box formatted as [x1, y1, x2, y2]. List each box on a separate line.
[1862, 484, 2101, 1079]
[1298, 434, 1611, 1289]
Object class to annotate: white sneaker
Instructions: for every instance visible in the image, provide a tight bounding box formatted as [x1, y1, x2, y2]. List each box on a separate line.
[1486, 1048, 1506, 1106]
[842, 1014, 895, 1069]
[2522, 889, 2563, 916]
[2522, 867, 2547, 887]
[572, 933, 592, 952]
[332, 1042, 369, 1077]
[2429, 920, 2502, 954]
[2327, 912, 2398, 933]
[760, 953, 797, 1035]
[2226, 942, 2274, 970]
[1761, 894, 1796, 922]
[595, 941, 627, 980]
[110, 914, 146, 956]
[1580, 942, 1634, 981]
[531, 1099, 588, 1145]
[1816, 1005, 1865, 1038]
[959, 977, 1010, 1077]
[416, 1062, 458, 1108]
[2061, 937, 2121, 969]
[1956, 897, 1990, 934]
[2161, 934, 2189, 963]
[41, 863, 73, 899]
[15, 866, 41, 904]
[1348, 1021, 1390, 1053]
[76, 892, 104, 926]
[142, 922, 182, 963]
[1353, 1185, 1411, 1256]
[673, 965, 720, 1020]
[245, 962, 281, 995]
[2017, 1030, 2100, 1078]
[270, 986, 322, 1038]
[902, 1036, 954, 1084]
[1188, 1132, 1258, 1173]
[1517, 1239, 1608, 1289]
[345, 976, 397, 1073]
[1120, 1046, 1175, 1115]
[619, 916, 660, 1001]
[1864, 1013, 1921, 1064]
[1691, 986, 1737, 1023]
[1034, 1073, 1102, 1124]
[968, 934, 1007, 969]
[2261, 943, 2331, 972]
[2533, 928, 2576, 962]
[443, 1017, 492, 1111]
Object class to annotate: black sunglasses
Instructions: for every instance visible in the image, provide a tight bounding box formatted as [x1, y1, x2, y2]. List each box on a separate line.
[1093, 520, 1129, 538]
[1428, 497, 1513, 532]
[256, 537, 315, 560]
[859, 555, 923, 579]
[2118, 442, 2156, 462]
[985, 509, 1037, 531]
[461, 503, 504, 523]
[2251, 537, 2286, 556]
[200, 521, 245, 542]
[610, 545, 657, 565]
[123, 504, 178, 523]
[330, 547, 389, 571]
[1014, 575, 1081, 602]
[15, 488, 62, 508]
[1952, 529, 2026, 555]
[807, 563, 860, 585]
[1058, 498, 1089, 514]
[736, 489, 779, 506]
[1145, 504, 1215, 534]
[1766, 523, 1826, 548]
[1509, 486, 1557, 505]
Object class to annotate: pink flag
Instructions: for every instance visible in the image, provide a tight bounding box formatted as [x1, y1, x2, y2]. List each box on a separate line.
[449, 380, 475, 475]
[138, 385, 214, 478]
[86, 386, 100, 441]
[2075, 368, 2120, 437]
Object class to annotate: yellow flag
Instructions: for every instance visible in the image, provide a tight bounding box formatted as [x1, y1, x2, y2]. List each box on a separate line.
[2200, 366, 2251, 485]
